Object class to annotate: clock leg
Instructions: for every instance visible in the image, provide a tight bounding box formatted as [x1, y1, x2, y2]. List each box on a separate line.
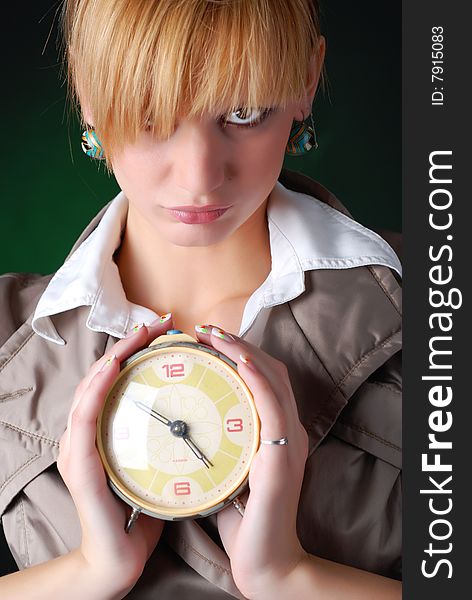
[232, 496, 246, 517]
[125, 507, 142, 533]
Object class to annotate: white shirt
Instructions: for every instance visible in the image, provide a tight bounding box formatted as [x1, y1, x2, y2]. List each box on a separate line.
[32, 182, 402, 345]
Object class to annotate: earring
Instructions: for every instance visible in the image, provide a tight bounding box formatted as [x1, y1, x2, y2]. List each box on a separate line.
[285, 112, 318, 156]
[81, 128, 105, 160]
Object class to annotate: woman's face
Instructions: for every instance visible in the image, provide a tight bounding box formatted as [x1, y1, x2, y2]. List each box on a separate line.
[109, 101, 303, 247]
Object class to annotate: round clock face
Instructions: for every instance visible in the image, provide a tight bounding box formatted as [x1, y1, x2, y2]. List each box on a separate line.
[97, 342, 259, 520]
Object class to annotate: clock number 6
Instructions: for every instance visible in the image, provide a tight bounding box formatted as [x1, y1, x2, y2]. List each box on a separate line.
[226, 418, 244, 432]
[174, 481, 191, 496]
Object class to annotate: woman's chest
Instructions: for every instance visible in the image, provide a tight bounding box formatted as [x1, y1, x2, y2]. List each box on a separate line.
[176, 296, 248, 338]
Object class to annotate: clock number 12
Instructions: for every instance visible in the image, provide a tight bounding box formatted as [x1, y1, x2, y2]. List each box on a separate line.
[162, 363, 185, 378]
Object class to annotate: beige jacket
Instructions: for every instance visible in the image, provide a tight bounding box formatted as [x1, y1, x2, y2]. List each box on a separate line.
[0, 171, 402, 598]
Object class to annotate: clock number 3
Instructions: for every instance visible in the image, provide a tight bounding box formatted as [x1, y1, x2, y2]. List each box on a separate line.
[162, 363, 185, 377]
[226, 418, 244, 432]
[174, 481, 191, 496]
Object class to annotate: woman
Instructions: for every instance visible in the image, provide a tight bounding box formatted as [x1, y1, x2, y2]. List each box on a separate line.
[0, 0, 402, 598]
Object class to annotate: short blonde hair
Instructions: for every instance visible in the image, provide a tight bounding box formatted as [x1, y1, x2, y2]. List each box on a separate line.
[61, 0, 322, 168]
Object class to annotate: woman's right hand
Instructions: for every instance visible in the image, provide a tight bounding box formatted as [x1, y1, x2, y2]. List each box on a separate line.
[57, 316, 174, 593]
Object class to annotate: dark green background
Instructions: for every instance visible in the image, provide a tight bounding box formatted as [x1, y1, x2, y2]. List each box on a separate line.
[0, 1, 400, 275]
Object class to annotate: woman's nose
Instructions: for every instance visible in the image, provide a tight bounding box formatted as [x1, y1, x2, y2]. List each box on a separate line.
[172, 120, 226, 197]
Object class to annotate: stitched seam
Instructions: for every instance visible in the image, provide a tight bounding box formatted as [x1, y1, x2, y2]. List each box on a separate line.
[316, 200, 400, 260]
[333, 328, 401, 398]
[267, 213, 304, 278]
[0, 330, 36, 375]
[19, 496, 31, 567]
[176, 534, 232, 575]
[366, 381, 401, 395]
[0, 421, 60, 447]
[0, 455, 40, 492]
[337, 420, 401, 452]
[367, 266, 402, 315]
[287, 301, 337, 387]
[0, 388, 34, 403]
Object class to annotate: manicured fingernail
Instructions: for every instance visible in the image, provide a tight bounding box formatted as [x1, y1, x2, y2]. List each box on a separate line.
[195, 324, 211, 334]
[100, 354, 117, 371]
[150, 312, 172, 326]
[125, 323, 145, 338]
[239, 354, 255, 369]
[211, 327, 235, 341]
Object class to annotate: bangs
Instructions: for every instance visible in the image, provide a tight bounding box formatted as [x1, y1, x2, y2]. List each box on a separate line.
[62, 0, 321, 165]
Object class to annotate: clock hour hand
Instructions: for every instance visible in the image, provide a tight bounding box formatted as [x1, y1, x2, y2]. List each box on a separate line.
[134, 402, 213, 468]
[134, 400, 172, 427]
[183, 435, 213, 469]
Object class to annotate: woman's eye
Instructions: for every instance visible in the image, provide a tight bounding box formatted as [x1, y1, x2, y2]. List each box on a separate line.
[144, 108, 273, 134]
[223, 107, 273, 128]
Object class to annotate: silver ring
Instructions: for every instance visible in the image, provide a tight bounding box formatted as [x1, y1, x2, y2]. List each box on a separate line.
[232, 496, 245, 517]
[260, 437, 288, 445]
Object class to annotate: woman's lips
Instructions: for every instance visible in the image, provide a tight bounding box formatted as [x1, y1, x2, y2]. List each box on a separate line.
[165, 206, 231, 224]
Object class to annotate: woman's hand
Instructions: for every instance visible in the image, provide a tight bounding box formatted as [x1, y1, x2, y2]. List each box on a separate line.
[194, 324, 309, 600]
[57, 316, 175, 594]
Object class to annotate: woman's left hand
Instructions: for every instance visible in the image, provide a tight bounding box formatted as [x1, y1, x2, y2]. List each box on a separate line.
[194, 324, 309, 600]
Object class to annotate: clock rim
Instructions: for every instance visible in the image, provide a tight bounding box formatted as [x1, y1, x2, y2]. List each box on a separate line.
[107, 475, 249, 522]
[97, 341, 260, 520]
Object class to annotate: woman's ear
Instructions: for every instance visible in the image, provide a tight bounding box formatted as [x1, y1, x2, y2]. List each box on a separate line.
[76, 82, 95, 127]
[81, 100, 95, 128]
[308, 35, 326, 101]
[295, 35, 326, 120]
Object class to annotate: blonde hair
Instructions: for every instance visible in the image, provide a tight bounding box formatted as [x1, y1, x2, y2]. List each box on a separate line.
[61, 0, 322, 169]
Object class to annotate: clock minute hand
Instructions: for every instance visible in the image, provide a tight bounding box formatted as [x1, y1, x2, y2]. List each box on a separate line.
[183, 435, 213, 469]
[134, 400, 172, 427]
[133, 402, 213, 468]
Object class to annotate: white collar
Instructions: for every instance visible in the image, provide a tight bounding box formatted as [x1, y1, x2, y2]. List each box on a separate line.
[32, 182, 401, 345]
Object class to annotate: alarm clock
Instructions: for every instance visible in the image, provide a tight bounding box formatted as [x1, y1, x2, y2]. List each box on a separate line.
[96, 330, 260, 532]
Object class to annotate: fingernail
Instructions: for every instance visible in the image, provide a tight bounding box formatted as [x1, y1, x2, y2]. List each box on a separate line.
[195, 324, 211, 334]
[125, 323, 145, 338]
[239, 353, 255, 370]
[100, 354, 117, 372]
[150, 312, 172, 326]
[211, 327, 235, 341]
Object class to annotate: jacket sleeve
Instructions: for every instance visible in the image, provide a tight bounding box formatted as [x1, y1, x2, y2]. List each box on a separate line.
[0, 272, 54, 574]
[297, 351, 402, 581]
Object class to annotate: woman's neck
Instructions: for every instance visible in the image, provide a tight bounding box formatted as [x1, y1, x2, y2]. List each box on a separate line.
[114, 198, 272, 327]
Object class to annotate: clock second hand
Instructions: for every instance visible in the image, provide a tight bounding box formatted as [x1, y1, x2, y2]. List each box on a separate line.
[134, 400, 213, 469]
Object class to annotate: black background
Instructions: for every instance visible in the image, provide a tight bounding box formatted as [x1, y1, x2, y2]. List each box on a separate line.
[403, 1, 471, 597]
